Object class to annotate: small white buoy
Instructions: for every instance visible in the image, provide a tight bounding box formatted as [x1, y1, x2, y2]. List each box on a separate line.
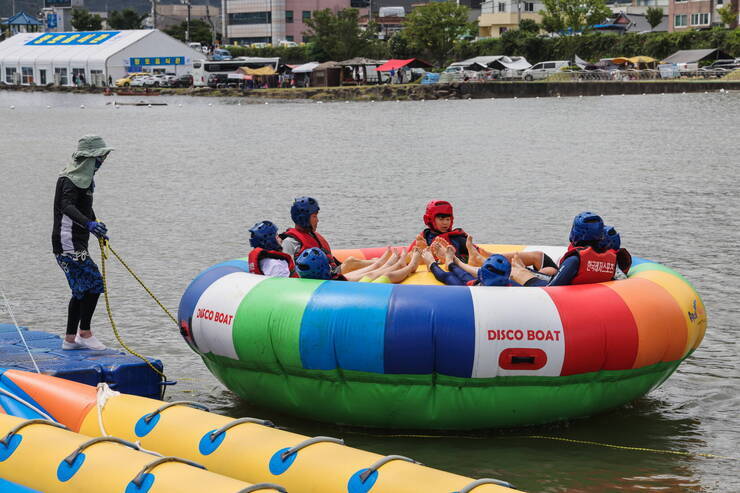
[719, 88, 725, 93]
[535, 96, 539, 99]
[490, 97, 495, 100]
[371, 100, 375, 103]
[556, 95, 561, 98]
[621, 94, 625, 96]
[444, 98, 448, 101]
[704, 91, 708, 94]
[46, 105, 51, 109]
[237, 102, 242, 106]
[178, 103, 183, 107]
[396, 99, 400, 102]
[513, 96, 518, 100]
[661, 93, 665, 95]
[642, 93, 646, 96]
[467, 97, 471, 100]
[345, 101, 349, 103]
[682, 92, 686, 95]
[600, 94, 604, 97]
[148, 104, 152, 107]
[265, 102, 269, 105]
[579, 95, 583, 99]
[115, 105, 120, 109]
[9, 105, 15, 110]
[208, 103, 213, 106]
[80, 104, 85, 109]
[421, 99, 425, 102]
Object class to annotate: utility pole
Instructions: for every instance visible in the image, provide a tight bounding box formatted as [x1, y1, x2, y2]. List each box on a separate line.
[151, 0, 158, 29]
[221, 0, 227, 45]
[182, 0, 192, 42]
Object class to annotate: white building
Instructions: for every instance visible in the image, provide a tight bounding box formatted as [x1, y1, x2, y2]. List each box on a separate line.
[0, 29, 202, 86]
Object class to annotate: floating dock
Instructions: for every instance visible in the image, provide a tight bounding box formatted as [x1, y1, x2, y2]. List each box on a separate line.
[0, 323, 164, 399]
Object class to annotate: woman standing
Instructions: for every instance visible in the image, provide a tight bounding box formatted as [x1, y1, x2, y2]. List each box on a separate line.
[52, 135, 113, 350]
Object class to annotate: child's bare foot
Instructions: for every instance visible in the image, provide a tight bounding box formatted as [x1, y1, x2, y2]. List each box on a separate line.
[467, 235, 487, 267]
[421, 249, 436, 267]
[444, 245, 456, 265]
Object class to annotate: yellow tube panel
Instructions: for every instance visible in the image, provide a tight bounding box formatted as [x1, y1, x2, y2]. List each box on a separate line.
[0, 414, 276, 493]
[79, 394, 517, 493]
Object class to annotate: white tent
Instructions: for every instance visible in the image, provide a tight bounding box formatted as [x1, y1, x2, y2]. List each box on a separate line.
[451, 55, 531, 71]
[291, 62, 319, 73]
[0, 30, 202, 87]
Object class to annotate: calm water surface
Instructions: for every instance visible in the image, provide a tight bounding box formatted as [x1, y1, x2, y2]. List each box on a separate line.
[1, 90, 738, 492]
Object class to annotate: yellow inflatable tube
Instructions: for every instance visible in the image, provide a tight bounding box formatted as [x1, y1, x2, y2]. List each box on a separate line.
[80, 393, 516, 493]
[3, 370, 516, 492]
[0, 413, 280, 493]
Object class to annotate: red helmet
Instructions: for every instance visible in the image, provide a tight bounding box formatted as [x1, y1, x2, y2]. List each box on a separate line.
[423, 200, 454, 229]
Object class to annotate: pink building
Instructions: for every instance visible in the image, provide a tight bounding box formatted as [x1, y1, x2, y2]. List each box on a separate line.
[226, 0, 351, 45]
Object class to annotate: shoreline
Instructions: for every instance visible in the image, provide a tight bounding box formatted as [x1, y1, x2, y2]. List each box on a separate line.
[2, 80, 739, 101]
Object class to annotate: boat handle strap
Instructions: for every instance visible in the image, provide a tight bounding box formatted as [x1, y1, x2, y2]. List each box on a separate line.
[359, 455, 420, 483]
[456, 478, 515, 492]
[236, 483, 288, 493]
[131, 456, 206, 487]
[64, 436, 140, 466]
[280, 436, 345, 461]
[0, 419, 67, 446]
[209, 417, 276, 442]
[143, 401, 210, 423]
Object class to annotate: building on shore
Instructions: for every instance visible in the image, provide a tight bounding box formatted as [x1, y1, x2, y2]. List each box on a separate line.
[668, 0, 738, 31]
[155, 3, 221, 33]
[1, 12, 43, 37]
[0, 29, 202, 86]
[477, 0, 543, 37]
[593, 11, 669, 32]
[224, 0, 351, 46]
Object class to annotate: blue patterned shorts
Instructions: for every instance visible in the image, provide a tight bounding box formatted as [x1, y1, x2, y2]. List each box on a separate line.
[55, 252, 104, 300]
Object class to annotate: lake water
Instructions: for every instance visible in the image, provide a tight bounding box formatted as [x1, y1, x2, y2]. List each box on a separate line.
[1, 89, 738, 492]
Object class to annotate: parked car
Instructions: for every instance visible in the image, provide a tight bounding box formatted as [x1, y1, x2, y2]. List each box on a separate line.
[115, 72, 149, 87]
[170, 74, 193, 87]
[278, 40, 298, 47]
[522, 60, 569, 81]
[207, 73, 230, 88]
[129, 74, 154, 87]
[211, 48, 232, 61]
[699, 59, 739, 78]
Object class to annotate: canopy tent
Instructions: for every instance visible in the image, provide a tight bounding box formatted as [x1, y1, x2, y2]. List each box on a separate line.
[375, 58, 432, 71]
[612, 56, 657, 68]
[238, 65, 276, 76]
[451, 55, 531, 71]
[291, 62, 319, 73]
[338, 57, 384, 66]
[662, 49, 733, 64]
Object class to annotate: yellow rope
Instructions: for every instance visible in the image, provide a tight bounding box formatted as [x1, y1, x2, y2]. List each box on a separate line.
[342, 430, 737, 461]
[98, 238, 168, 381]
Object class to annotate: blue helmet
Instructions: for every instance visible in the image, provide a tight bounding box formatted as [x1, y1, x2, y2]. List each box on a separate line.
[296, 248, 331, 280]
[569, 211, 605, 245]
[249, 221, 281, 251]
[598, 225, 621, 251]
[291, 196, 320, 230]
[478, 254, 511, 287]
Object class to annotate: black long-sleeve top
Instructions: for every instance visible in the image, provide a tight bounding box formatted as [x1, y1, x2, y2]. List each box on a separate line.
[51, 176, 96, 254]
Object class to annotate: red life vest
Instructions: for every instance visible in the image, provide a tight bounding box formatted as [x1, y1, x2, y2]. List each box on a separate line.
[559, 246, 617, 285]
[248, 248, 298, 278]
[282, 227, 337, 266]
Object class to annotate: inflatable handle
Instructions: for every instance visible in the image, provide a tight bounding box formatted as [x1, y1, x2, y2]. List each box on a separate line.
[143, 401, 210, 424]
[280, 436, 345, 461]
[236, 483, 288, 493]
[131, 456, 206, 488]
[0, 419, 67, 446]
[209, 417, 276, 442]
[455, 478, 515, 493]
[63, 436, 141, 466]
[359, 455, 420, 483]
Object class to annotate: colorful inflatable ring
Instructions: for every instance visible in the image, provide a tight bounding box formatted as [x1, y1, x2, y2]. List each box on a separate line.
[178, 244, 707, 430]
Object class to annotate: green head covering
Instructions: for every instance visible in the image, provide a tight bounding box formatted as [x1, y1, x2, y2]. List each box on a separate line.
[60, 135, 114, 189]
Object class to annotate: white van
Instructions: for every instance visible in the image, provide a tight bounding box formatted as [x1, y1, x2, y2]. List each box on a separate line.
[522, 60, 569, 81]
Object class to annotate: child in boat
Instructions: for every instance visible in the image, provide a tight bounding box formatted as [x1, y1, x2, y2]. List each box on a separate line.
[412, 200, 472, 262]
[510, 212, 627, 286]
[247, 221, 297, 278]
[297, 247, 422, 284]
[600, 225, 632, 279]
[280, 196, 380, 276]
[421, 246, 519, 287]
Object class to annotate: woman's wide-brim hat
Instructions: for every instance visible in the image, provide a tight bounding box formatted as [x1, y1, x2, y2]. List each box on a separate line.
[72, 135, 114, 158]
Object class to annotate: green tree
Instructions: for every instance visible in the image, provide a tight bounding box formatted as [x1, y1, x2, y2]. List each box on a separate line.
[70, 8, 103, 31]
[518, 18, 540, 34]
[717, 4, 738, 28]
[539, 0, 611, 34]
[108, 8, 147, 30]
[645, 7, 664, 31]
[164, 19, 214, 46]
[303, 8, 374, 61]
[389, 32, 413, 58]
[402, 2, 472, 66]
